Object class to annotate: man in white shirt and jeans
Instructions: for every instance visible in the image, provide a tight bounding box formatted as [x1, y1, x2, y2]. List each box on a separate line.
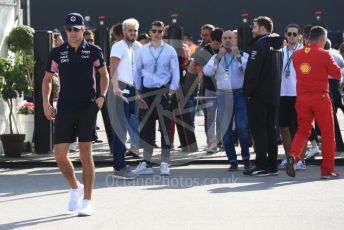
[109, 18, 142, 179]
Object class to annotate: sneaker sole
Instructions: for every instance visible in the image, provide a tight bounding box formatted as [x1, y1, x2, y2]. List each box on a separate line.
[305, 152, 321, 159]
[320, 174, 340, 179]
[113, 175, 138, 180]
[206, 150, 218, 153]
[78, 211, 94, 217]
[252, 173, 271, 177]
[286, 156, 296, 177]
[132, 170, 154, 175]
[269, 172, 279, 176]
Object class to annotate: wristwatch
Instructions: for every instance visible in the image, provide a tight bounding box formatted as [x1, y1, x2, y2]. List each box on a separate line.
[99, 95, 106, 101]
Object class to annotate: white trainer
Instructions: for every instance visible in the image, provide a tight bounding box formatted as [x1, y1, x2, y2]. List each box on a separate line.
[305, 146, 321, 159]
[132, 161, 154, 175]
[78, 200, 94, 216]
[296, 160, 307, 171]
[160, 162, 170, 176]
[205, 143, 218, 153]
[278, 159, 287, 170]
[68, 181, 84, 212]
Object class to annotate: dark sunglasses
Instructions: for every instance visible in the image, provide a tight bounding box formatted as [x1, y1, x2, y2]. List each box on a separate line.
[287, 32, 298, 37]
[151, 29, 163, 34]
[86, 39, 94, 43]
[66, 27, 81, 32]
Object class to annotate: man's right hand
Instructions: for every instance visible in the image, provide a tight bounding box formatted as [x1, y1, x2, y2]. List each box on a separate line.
[218, 47, 226, 58]
[43, 103, 55, 120]
[113, 87, 122, 97]
[137, 95, 148, 110]
[215, 47, 226, 64]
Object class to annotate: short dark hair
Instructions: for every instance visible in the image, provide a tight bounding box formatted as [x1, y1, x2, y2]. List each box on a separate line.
[211, 28, 223, 42]
[83, 29, 94, 37]
[138, 33, 150, 41]
[303, 24, 313, 39]
[309, 26, 327, 42]
[151, 20, 165, 28]
[113, 23, 123, 36]
[324, 39, 332, 50]
[254, 16, 273, 33]
[285, 24, 301, 34]
[201, 24, 215, 32]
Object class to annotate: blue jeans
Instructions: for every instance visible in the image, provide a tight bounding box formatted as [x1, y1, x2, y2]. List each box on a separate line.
[128, 100, 139, 148]
[217, 89, 250, 164]
[112, 84, 136, 171]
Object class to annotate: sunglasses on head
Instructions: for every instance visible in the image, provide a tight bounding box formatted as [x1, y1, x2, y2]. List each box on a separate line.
[66, 27, 81, 32]
[151, 29, 164, 34]
[287, 32, 298, 37]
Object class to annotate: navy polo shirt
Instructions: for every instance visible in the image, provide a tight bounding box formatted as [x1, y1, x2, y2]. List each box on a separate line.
[46, 39, 106, 112]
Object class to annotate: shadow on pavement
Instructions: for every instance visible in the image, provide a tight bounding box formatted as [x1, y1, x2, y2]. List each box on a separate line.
[0, 214, 75, 229]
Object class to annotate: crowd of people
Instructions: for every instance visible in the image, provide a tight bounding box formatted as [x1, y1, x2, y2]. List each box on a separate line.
[43, 12, 344, 216]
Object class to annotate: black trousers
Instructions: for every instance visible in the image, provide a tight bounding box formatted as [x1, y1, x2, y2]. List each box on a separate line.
[140, 87, 173, 163]
[247, 98, 278, 171]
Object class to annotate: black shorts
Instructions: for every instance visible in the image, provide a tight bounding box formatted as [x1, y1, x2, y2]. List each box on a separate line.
[279, 96, 297, 127]
[54, 102, 99, 144]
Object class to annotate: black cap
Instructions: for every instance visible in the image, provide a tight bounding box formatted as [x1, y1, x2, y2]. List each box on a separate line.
[65, 12, 84, 29]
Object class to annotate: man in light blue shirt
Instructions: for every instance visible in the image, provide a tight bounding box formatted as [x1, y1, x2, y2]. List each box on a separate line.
[203, 30, 251, 171]
[132, 20, 180, 176]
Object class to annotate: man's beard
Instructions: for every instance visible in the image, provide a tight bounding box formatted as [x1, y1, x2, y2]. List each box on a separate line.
[125, 36, 136, 42]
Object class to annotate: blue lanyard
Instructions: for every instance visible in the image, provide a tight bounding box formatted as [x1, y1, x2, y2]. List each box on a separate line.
[223, 53, 235, 73]
[283, 43, 300, 75]
[149, 43, 165, 73]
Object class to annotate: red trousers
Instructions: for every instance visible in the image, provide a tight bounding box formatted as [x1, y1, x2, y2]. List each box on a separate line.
[290, 94, 335, 175]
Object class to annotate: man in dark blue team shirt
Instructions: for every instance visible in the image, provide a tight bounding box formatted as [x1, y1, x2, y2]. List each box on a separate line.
[42, 12, 109, 216]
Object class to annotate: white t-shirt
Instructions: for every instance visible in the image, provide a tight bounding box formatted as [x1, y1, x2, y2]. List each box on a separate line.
[110, 40, 142, 86]
[280, 43, 302, 96]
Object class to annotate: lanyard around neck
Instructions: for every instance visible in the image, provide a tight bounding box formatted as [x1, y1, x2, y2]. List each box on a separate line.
[149, 43, 165, 73]
[223, 53, 235, 73]
[283, 43, 300, 75]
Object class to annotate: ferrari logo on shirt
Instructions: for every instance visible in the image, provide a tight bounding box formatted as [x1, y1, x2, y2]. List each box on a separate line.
[305, 48, 311, 54]
[300, 63, 311, 74]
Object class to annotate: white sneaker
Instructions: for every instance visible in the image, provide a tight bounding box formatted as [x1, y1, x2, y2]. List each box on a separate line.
[78, 200, 94, 216]
[278, 159, 287, 170]
[205, 143, 217, 153]
[296, 160, 307, 171]
[129, 146, 140, 155]
[160, 162, 170, 176]
[68, 181, 84, 212]
[69, 142, 77, 152]
[132, 161, 154, 175]
[305, 146, 321, 159]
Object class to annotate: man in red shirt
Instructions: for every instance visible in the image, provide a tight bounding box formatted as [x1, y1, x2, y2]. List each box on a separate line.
[286, 26, 342, 179]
